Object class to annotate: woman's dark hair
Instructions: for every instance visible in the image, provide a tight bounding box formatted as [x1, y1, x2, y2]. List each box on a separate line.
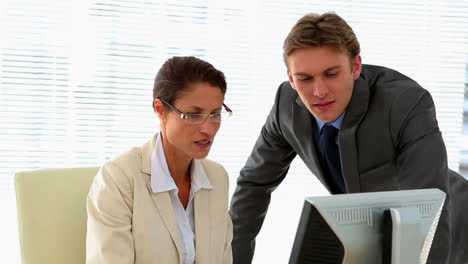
[153, 56, 227, 107]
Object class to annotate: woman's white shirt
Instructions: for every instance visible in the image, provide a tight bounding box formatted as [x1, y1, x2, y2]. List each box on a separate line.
[150, 134, 213, 264]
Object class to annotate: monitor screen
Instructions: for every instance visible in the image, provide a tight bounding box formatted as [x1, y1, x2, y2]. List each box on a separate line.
[289, 188, 445, 264]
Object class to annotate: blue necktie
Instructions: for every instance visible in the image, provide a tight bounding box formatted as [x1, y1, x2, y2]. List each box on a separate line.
[318, 124, 346, 193]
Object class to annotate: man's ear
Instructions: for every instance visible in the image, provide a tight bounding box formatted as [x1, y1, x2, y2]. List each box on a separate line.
[352, 55, 362, 80]
[287, 69, 297, 90]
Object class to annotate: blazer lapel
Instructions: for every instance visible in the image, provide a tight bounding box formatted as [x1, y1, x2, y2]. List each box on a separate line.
[141, 135, 183, 262]
[339, 77, 369, 193]
[149, 190, 183, 260]
[194, 189, 211, 263]
[293, 97, 330, 188]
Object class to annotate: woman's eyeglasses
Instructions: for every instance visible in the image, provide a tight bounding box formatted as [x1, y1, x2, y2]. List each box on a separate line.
[160, 99, 232, 125]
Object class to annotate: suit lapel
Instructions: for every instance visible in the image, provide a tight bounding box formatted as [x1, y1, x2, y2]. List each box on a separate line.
[339, 77, 369, 193]
[194, 188, 211, 263]
[293, 97, 329, 188]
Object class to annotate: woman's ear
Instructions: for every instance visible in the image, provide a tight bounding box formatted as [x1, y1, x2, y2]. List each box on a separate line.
[154, 99, 166, 121]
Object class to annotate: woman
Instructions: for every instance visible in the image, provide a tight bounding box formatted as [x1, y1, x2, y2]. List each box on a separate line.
[86, 56, 233, 264]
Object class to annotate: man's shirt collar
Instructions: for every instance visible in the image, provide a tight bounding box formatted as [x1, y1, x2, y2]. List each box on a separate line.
[316, 112, 346, 132]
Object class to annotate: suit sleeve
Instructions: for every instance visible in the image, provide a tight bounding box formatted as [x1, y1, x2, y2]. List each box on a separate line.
[391, 90, 451, 264]
[229, 83, 297, 264]
[86, 162, 135, 264]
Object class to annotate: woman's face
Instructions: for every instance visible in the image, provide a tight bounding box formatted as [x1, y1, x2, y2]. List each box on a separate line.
[159, 82, 224, 160]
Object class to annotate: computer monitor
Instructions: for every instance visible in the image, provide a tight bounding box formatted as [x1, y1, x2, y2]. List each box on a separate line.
[289, 188, 445, 264]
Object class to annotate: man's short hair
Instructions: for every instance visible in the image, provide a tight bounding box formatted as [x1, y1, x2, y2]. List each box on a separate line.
[283, 12, 360, 66]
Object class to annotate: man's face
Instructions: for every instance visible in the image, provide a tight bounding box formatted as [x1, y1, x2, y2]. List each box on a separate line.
[287, 46, 362, 122]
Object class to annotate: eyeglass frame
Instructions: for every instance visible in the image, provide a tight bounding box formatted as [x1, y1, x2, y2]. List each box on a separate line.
[159, 98, 232, 124]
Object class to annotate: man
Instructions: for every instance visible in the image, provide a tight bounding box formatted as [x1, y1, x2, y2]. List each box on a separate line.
[230, 12, 468, 264]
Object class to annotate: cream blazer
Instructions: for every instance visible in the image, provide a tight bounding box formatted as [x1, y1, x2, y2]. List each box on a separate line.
[86, 135, 233, 264]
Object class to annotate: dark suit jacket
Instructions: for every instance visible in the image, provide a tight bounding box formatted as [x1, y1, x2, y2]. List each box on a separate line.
[229, 64, 468, 264]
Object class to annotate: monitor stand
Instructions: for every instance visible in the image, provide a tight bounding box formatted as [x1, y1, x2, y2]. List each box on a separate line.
[383, 207, 422, 264]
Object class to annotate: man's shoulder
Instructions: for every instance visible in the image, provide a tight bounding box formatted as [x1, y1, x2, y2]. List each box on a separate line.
[359, 65, 434, 127]
[275, 80, 300, 105]
[362, 64, 409, 82]
[277, 80, 295, 94]
[361, 64, 427, 97]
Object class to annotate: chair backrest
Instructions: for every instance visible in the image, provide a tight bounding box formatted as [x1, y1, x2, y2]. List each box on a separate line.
[15, 167, 99, 264]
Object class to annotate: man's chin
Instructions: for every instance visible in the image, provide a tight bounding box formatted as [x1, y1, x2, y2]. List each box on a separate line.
[313, 113, 340, 123]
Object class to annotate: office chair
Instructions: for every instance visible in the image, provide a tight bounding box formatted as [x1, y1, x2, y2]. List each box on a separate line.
[15, 167, 99, 264]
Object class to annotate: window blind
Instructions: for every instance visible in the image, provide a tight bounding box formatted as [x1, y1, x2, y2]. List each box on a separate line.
[1, 0, 467, 263]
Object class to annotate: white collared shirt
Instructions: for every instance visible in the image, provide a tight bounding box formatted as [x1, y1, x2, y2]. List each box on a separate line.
[150, 134, 213, 264]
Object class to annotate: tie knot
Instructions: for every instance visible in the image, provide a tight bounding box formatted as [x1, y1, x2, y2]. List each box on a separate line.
[321, 124, 338, 141]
